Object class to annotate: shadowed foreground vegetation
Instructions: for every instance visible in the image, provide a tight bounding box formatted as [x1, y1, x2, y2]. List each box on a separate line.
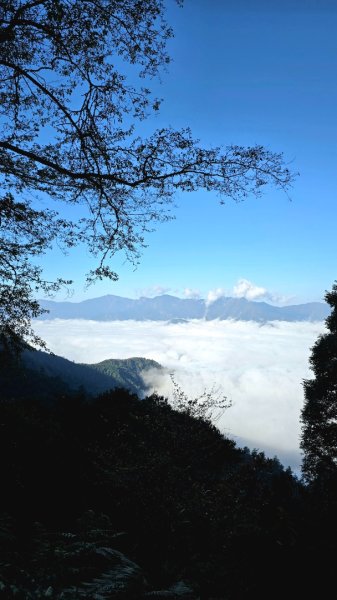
[1, 378, 337, 599]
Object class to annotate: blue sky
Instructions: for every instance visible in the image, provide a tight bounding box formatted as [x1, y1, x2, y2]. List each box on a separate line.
[40, 0, 337, 304]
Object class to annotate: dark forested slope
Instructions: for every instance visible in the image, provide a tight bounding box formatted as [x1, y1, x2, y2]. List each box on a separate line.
[1, 358, 336, 598]
[0, 381, 308, 599]
[0, 348, 162, 400]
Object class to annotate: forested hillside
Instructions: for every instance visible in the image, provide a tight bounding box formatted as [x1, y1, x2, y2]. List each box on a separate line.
[86, 357, 162, 395]
[0, 384, 299, 599]
[3, 287, 337, 598]
[0, 347, 162, 400]
[0, 367, 336, 599]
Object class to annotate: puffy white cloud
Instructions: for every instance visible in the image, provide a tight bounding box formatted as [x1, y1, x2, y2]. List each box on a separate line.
[186, 281, 291, 306]
[136, 285, 171, 298]
[183, 287, 201, 299]
[33, 318, 326, 472]
[205, 287, 226, 306]
[232, 278, 269, 301]
[231, 278, 293, 305]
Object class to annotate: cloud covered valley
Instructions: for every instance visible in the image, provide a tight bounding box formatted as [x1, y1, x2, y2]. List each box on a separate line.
[33, 318, 326, 472]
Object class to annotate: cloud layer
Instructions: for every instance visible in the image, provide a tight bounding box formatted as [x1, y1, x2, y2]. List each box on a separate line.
[33, 318, 326, 472]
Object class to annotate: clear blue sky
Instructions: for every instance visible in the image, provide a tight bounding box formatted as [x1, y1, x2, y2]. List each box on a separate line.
[40, 0, 337, 304]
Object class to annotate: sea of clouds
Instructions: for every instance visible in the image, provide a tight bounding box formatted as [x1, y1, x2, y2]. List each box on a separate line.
[33, 318, 326, 473]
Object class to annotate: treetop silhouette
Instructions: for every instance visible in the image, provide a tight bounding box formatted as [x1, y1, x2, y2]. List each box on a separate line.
[0, 0, 295, 348]
[301, 282, 337, 482]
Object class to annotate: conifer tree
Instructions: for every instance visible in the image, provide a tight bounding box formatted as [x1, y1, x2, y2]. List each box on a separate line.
[301, 282, 337, 482]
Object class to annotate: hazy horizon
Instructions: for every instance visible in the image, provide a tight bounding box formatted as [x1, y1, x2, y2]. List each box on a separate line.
[38, 284, 328, 307]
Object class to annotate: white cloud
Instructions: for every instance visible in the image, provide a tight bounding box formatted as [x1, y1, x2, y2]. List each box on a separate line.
[33, 318, 326, 472]
[205, 287, 226, 306]
[183, 287, 201, 299]
[231, 278, 293, 305]
[136, 285, 171, 298]
[232, 278, 269, 301]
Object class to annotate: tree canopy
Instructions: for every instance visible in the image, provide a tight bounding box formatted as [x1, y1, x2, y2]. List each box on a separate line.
[0, 0, 295, 349]
[301, 282, 337, 482]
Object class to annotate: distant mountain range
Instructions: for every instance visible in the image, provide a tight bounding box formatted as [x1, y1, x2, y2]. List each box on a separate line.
[37, 294, 329, 323]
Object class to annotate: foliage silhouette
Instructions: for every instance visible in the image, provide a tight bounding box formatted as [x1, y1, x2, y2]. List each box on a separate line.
[0, 0, 295, 349]
[301, 281, 337, 482]
[170, 374, 230, 423]
[0, 383, 304, 598]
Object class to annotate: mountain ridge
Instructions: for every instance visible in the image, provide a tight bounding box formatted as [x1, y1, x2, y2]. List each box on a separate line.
[1, 348, 162, 400]
[37, 294, 329, 322]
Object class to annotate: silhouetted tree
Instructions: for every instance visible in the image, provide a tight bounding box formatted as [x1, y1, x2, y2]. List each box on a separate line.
[301, 282, 337, 482]
[0, 0, 295, 349]
[169, 375, 230, 422]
